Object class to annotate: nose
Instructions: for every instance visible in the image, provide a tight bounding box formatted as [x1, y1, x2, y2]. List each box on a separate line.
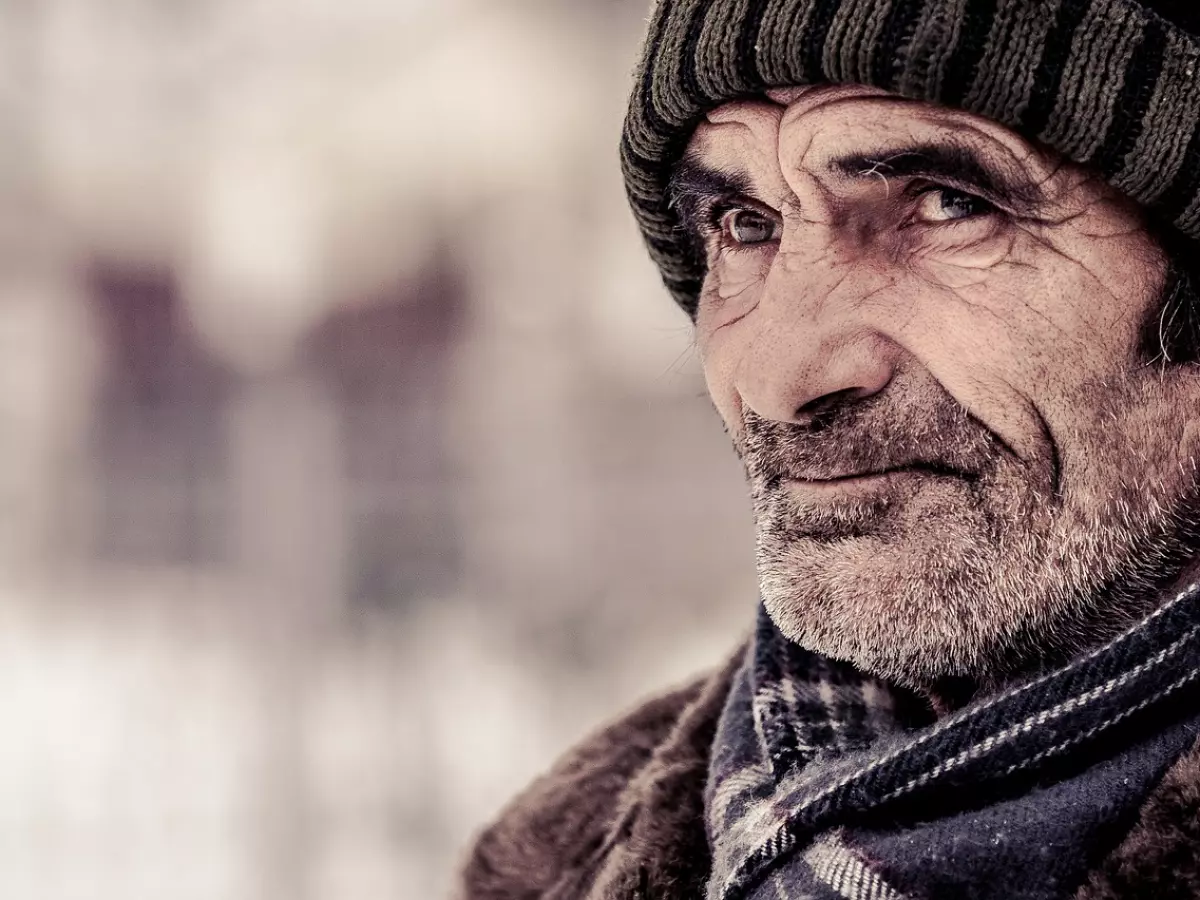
[735, 253, 900, 426]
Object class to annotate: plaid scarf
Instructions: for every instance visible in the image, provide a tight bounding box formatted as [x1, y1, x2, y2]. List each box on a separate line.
[706, 583, 1200, 900]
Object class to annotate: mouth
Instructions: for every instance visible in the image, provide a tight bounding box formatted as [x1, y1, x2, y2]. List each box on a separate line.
[780, 462, 971, 493]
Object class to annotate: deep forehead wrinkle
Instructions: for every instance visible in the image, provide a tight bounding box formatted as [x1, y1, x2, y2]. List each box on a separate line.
[773, 93, 1058, 206]
[676, 95, 1065, 227]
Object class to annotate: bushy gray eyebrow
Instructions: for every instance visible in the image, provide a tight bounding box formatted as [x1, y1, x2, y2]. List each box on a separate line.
[667, 157, 754, 207]
[829, 144, 1045, 208]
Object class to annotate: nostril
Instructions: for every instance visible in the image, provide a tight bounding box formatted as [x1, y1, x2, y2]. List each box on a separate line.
[795, 387, 862, 427]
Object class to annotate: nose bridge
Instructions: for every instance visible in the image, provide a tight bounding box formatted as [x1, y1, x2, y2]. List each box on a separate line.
[735, 241, 899, 425]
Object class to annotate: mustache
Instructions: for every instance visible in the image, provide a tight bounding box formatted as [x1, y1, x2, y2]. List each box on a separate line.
[738, 383, 1011, 486]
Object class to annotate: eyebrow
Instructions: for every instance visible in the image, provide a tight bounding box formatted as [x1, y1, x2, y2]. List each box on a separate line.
[666, 141, 1044, 244]
[830, 144, 1042, 206]
[668, 157, 754, 205]
[667, 156, 760, 243]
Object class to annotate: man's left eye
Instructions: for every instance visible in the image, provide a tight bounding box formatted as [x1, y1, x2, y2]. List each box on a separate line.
[915, 188, 995, 223]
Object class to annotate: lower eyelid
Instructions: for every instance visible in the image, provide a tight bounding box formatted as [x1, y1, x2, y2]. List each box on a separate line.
[719, 243, 778, 260]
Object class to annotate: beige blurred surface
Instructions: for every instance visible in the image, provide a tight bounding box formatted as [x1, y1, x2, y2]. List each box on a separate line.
[0, 1, 758, 897]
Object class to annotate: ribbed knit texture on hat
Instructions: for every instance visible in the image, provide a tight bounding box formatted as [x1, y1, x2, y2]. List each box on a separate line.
[621, 0, 1200, 317]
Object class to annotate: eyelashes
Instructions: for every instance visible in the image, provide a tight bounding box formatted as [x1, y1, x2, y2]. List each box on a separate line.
[688, 197, 779, 252]
[694, 196, 748, 240]
[709, 204, 783, 248]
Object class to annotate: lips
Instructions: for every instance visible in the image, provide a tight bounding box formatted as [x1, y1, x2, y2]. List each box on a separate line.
[780, 461, 974, 485]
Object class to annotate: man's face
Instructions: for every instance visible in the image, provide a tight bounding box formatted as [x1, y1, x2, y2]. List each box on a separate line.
[678, 85, 1200, 688]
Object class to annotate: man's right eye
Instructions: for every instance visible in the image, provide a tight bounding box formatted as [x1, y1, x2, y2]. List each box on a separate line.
[721, 209, 780, 246]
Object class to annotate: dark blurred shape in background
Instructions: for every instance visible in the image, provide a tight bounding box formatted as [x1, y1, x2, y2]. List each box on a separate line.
[0, 1, 755, 897]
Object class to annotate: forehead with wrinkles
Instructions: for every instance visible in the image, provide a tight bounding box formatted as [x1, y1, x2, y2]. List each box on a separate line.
[684, 84, 1065, 210]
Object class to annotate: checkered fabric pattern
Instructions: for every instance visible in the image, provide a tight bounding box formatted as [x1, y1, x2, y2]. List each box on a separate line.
[706, 586, 1200, 900]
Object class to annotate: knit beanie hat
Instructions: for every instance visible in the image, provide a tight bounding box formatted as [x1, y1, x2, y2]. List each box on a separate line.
[622, 0, 1200, 317]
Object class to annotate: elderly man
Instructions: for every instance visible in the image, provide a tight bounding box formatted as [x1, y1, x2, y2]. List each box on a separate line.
[461, 1, 1200, 897]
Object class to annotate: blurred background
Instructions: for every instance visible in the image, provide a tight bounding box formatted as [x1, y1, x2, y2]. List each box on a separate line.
[0, 0, 757, 897]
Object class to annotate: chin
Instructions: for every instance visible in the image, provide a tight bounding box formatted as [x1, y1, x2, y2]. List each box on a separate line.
[757, 531, 1012, 687]
[753, 495, 1143, 689]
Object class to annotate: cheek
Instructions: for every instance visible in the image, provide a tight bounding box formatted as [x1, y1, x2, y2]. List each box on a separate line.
[875, 228, 1160, 463]
[856, 269, 1053, 461]
[975, 196, 1164, 385]
[924, 226, 1158, 394]
[696, 292, 750, 436]
[705, 250, 771, 328]
[695, 254, 772, 434]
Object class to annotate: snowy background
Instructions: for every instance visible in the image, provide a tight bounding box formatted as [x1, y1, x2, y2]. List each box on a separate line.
[0, 1, 756, 897]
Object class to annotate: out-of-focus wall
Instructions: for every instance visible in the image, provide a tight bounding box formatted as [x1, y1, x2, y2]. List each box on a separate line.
[1, 1, 758, 897]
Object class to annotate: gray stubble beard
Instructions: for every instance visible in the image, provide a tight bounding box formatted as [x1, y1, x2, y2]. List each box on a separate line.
[745, 378, 1200, 692]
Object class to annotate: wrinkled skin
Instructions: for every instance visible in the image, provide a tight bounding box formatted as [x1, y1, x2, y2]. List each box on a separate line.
[678, 85, 1200, 691]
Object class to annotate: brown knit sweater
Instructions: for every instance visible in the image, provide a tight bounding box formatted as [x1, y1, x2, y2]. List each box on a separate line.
[457, 650, 1200, 900]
